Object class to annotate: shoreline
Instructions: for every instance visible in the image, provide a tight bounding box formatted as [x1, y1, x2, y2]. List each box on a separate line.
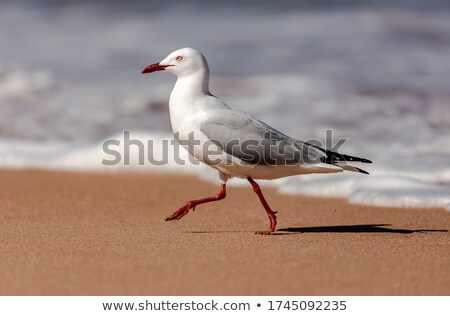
[0, 169, 449, 295]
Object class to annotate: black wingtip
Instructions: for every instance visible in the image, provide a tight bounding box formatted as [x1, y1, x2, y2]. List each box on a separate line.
[344, 156, 372, 164]
[361, 158, 372, 164]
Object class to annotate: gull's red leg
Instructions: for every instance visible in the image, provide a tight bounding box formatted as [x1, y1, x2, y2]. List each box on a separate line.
[165, 182, 226, 221]
[247, 177, 277, 235]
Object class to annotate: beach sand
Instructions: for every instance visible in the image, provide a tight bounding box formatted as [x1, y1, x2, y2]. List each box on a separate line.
[0, 169, 448, 295]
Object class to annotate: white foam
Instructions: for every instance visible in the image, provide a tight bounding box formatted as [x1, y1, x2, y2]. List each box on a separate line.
[349, 178, 450, 210]
[279, 173, 450, 210]
[0, 132, 195, 170]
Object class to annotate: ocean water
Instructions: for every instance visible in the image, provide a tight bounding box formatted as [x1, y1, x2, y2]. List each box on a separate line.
[1, 3, 449, 210]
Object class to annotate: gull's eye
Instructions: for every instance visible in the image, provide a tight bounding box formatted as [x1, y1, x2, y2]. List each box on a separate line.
[176, 56, 183, 61]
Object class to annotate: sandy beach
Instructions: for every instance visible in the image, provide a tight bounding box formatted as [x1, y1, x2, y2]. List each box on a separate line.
[0, 169, 448, 295]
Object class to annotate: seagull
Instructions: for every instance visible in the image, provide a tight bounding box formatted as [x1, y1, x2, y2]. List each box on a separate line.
[142, 47, 372, 234]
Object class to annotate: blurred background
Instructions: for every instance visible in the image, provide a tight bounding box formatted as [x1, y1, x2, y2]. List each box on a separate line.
[0, 0, 449, 209]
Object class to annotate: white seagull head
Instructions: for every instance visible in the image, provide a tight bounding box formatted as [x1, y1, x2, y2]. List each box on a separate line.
[142, 47, 209, 77]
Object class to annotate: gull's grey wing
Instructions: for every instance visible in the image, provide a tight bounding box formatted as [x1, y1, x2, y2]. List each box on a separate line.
[199, 109, 326, 166]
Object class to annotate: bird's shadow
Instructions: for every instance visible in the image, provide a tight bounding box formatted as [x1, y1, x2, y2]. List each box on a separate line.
[187, 224, 448, 235]
[274, 224, 448, 235]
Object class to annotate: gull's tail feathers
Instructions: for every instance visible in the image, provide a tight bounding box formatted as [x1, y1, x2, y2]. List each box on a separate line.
[315, 148, 372, 175]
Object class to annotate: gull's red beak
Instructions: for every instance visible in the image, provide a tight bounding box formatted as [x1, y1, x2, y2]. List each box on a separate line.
[142, 63, 168, 74]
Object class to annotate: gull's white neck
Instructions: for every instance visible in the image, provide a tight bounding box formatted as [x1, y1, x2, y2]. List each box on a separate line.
[170, 68, 210, 104]
[169, 67, 211, 134]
